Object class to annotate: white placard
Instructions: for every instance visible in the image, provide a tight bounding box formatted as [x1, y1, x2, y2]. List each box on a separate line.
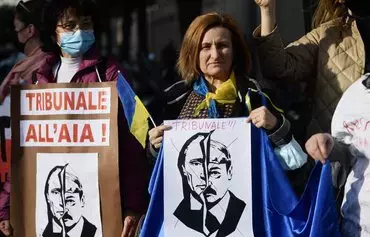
[20, 87, 111, 116]
[20, 119, 110, 147]
[163, 118, 254, 237]
[331, 75, 370, 236]
[36, 153, 102, 237]
[332, 77, 370, 158]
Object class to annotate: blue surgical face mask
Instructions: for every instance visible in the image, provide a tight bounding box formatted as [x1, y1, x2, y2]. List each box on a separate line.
[59, 30, 95, 57]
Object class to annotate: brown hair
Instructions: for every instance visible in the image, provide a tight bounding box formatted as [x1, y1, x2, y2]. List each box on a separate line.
[177, 12, 251, 82]
[312, 0, 347, 28]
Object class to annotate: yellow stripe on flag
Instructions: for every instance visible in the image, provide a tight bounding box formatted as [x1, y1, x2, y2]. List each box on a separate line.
[130, 96, 150, 148]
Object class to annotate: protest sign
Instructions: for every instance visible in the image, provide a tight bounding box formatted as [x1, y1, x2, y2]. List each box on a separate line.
[11, 82, 121, 237]
[163, 118, 254, 237]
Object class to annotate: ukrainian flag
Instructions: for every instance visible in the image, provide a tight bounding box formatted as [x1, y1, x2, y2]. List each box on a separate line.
[116, 71, 151, 148]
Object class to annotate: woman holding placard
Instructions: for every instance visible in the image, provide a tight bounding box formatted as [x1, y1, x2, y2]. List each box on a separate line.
[33, 0, 149, 236]
[148, 12, 307, 171]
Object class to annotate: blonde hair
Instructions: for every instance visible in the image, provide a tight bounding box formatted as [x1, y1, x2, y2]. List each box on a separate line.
[312, 0, 347, 28]
[177, 12, 251, 82]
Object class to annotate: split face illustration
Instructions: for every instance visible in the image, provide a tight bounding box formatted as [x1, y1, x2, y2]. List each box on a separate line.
[46, 164, 85, 228]
[181, 131, 233, 205]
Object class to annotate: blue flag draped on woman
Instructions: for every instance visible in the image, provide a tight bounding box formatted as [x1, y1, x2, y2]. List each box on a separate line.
[140, 125, 340, 237]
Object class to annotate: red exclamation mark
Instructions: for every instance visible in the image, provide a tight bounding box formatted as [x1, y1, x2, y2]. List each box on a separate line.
[102, 123, 106, 142]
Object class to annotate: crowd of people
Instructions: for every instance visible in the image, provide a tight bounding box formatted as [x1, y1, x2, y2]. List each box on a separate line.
[0, 0, 369, 236]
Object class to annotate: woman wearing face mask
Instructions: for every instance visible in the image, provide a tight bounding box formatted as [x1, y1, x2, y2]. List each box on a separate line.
[0, 1, 56, 236]
[37, 1, 148, 236]
[253, 0, 370, 136]
[0, 0, 56, 104]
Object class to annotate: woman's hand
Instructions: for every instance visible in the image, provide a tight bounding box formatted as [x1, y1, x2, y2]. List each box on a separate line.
[305, 133, 334, 164]
[121, 212, 140, 237]
[254, 0, 276, 36]
[247, 106, 277, 130]
[148, 125, 172, 149]
[0, 220, 12, 236]
[254, 0, 273, 8]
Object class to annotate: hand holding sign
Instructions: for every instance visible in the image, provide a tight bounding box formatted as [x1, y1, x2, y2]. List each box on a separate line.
[305, 133, 334, 164]
[0, 220, 12, 237]
[247, 106, 277, 130]
[149, 125, 172, 149]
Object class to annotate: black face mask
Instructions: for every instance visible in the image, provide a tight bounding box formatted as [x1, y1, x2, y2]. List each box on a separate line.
[12, 35, 25, 53]
[345, 0, 370, 18]
[13, 26, 31, 53]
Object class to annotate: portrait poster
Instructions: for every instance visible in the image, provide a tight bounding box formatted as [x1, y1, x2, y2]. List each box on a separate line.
[36, 153, 102, 237]
[11, 82, 122, 237]
[163, 118, 254, 237]
[332, 77, 370, 158]
[0, 96, 11, 184]
[331, 77, 370, 225]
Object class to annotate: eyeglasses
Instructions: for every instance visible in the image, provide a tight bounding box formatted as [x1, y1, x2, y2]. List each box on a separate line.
[56, 17, 93, 32]
[14, 26, 29, 33]
[16, 1, 32, 13]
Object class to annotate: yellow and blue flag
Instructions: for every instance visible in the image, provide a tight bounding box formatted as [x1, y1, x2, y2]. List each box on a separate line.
[140, 92, 340, 237]
[117, 71, 151, 148]
[140, 126, 340, 237]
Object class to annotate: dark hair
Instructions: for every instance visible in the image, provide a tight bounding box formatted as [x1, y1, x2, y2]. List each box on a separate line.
[178, 131, 232, 175]
[15, 0, 44, 29]
[177, 131, 232, 201]
[42, 0, 97, 39]
[178, 132, 209, 173]
[44, 165, 84, 200]
[15, 0, 58, 53]
[44, 165, 84, 222]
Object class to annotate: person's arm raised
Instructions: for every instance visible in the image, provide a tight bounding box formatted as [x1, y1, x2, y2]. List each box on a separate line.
[255, 0, 276, 36]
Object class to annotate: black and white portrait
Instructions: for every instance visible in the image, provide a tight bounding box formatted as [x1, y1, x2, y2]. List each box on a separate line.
[164, 118, 254, 237]
[36, 153, 102, 237]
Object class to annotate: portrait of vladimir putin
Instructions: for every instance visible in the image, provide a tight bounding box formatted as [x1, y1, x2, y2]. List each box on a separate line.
[174, 131, 246, 237]
[43, 164, 97, 237]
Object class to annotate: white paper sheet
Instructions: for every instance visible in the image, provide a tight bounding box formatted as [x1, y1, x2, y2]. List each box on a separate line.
[36, 153, 102, 237]
[163, 118, 254, 237]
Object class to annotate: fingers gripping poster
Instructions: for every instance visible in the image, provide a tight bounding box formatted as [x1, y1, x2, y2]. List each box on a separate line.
[163, 118, 254, 237]
[11, 83, 122, 237]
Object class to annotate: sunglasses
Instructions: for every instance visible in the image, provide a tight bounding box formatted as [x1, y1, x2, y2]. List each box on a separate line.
[16, 1, 32, 14]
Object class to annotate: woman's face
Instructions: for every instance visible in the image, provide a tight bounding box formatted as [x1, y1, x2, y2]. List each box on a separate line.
[13, 16, 30, 44]
[55, 8, 94, 45]
[54, 8, 95, 57]
[199, 26, 233, 81]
